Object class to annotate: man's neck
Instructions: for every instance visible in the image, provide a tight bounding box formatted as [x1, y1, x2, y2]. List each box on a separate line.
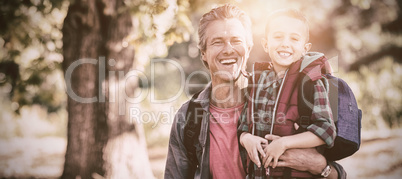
[210, 76, 247, 108]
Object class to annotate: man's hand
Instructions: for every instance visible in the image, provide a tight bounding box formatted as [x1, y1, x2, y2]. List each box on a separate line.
[240, 132, 268, 168]
[276, 148, 326, 175]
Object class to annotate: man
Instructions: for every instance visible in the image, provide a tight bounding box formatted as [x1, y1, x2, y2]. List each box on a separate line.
[165, 4, 251, 178]
[164, 4, 346, 179]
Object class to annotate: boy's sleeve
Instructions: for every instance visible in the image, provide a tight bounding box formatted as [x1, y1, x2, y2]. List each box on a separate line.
[306, 78, 337, 148]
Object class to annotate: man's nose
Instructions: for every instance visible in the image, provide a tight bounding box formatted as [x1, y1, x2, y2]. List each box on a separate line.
[222, 41, 235, 55]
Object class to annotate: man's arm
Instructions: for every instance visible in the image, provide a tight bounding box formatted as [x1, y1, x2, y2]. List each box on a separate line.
[276, 148, 346, 179]
[262, 131, 325, 168]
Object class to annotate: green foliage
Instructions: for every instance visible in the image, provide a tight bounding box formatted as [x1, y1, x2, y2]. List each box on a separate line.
[124, 0, 193, 49]
[125, 0, 169, 45]
[0, 0, 194, 114]
[163, 0, 193, 46]
[0, 0, 67, 114]
[339, 58, 402, 130]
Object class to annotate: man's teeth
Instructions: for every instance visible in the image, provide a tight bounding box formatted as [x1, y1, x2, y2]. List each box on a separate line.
[221, 59, 236, 64]
[279, 52, 291, 57]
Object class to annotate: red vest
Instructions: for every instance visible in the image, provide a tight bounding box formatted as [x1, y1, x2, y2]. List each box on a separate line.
[273, 56, 329, 136]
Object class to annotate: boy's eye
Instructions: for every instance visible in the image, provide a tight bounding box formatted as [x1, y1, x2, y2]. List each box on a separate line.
[291, 37, 300, 41]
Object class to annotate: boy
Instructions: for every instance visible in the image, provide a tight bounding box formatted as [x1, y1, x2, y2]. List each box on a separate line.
[238, 9, 336, 178]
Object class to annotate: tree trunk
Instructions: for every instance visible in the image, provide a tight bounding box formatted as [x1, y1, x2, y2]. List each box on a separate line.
[61, 0, 153, 178]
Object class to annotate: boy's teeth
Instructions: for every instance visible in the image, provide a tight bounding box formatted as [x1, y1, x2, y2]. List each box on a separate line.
[279, 52, 291, 57]
[221, 59, 236, 64]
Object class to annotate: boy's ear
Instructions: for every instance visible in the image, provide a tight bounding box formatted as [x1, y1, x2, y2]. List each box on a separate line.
[261, 38, 269, 53]
[304, 43, 312, 52]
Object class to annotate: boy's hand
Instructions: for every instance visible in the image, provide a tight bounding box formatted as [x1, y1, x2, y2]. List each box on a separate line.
[240, 132, 268, 168]
[262, 134, 287, 168]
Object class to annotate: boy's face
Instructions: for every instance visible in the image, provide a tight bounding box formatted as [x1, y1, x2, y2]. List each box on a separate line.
[262, 16, 311, 71]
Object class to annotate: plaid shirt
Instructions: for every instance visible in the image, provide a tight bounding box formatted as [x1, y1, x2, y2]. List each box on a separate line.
[238, 69, 336, 178]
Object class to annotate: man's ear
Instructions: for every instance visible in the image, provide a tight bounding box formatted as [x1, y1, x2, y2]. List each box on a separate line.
[304, 43, 312, 52]
[261, 38, 269, 53]
[200, 51, 209, 69]
[201, 51, 206, 61]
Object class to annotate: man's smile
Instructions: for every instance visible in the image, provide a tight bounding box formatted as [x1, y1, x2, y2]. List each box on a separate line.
[219, 57, 238, 65]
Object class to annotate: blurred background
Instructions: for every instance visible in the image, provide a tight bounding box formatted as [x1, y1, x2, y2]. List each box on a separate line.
[0, 0, 401, 178]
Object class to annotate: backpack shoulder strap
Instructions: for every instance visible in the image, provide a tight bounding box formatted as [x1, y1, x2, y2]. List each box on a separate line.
[183, 90, 204, 170]
[297, 74, 317, 130]
[297, 71, 330, 128]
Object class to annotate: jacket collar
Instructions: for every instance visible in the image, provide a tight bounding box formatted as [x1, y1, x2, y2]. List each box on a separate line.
[193, 82, 212, 111]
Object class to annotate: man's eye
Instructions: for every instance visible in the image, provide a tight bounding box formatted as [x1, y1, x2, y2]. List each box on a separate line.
[232, 40, 242, 45]
[212, 41, 223, 45]
[274, 36, 282, 39]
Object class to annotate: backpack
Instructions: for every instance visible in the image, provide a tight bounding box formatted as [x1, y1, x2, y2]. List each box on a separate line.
[298, 73, 362, 161]
[183, 90, 203, 175]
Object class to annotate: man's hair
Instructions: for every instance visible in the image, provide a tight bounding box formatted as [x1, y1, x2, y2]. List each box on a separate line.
[198, 4, 253, 62]
[264, 8, 310, 42]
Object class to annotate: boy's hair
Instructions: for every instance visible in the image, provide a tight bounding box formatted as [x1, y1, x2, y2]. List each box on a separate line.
[198, 4, 253, 66]
[265, 8, 310, 42]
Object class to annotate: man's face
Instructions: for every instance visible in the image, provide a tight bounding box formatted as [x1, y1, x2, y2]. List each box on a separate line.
[262, 16, 311, 71]
[202, 18, 250, 84]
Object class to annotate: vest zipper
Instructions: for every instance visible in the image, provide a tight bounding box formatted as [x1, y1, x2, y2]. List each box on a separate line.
[270, 69, 289, 135]
[252, 63, 256, 135]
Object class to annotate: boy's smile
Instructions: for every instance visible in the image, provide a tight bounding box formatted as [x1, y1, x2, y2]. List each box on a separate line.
[277, 50, 292, 58]
[262, 16, 311, 74]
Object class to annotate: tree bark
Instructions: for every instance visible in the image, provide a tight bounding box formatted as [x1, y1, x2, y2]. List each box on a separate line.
[61, 0, 153, 178]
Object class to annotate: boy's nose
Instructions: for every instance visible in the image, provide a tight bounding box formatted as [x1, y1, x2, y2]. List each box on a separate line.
[281, 37, 291, 48]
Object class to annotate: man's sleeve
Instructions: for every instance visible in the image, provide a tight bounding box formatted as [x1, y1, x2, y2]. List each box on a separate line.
[164, 103, 193, 179]
[329, 161, 347, 179]
[306, 79, 337, 148]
